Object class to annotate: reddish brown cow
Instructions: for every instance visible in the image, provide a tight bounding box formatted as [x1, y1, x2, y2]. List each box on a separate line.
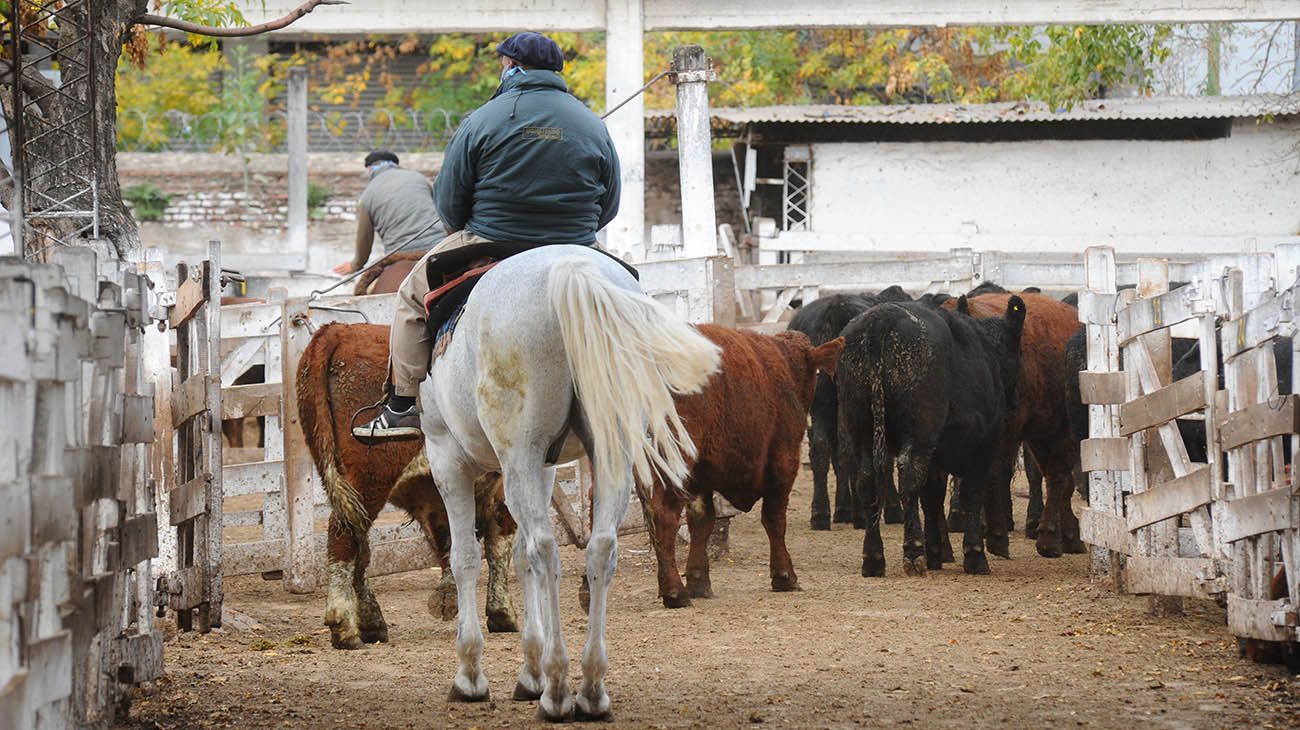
[640, 325, 843, 608]
[943, 293, 1085, 558]
[296, 322, 518, 648]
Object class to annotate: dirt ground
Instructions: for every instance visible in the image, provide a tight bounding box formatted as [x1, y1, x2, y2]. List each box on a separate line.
[118, 471, 1300, 729]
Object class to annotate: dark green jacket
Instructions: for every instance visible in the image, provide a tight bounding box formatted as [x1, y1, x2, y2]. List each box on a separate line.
[434, 70, 621, 245]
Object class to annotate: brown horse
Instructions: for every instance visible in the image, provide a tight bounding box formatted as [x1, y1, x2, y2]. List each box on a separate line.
[296, 322, 518, 649]
[352, 251, 424, 296]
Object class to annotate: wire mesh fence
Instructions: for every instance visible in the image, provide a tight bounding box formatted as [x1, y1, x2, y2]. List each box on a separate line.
[116, 106, 464, 154]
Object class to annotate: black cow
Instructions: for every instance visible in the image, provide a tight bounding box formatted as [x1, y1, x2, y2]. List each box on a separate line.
[838, 295, 1026, 576]
[788, 293, 903, 530]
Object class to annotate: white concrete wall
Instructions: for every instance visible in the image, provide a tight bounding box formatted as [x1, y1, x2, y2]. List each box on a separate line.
[784, 118, 1300, 256]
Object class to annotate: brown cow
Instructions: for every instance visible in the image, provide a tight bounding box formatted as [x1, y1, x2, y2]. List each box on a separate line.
[943, 292, 1085, 559]
[639, 326, 843, 608]
[296, 322, 519, 649]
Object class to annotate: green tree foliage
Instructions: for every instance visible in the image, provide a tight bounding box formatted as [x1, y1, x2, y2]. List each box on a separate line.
[115, 25, 1174, 150]
[116, 42, 224, 149]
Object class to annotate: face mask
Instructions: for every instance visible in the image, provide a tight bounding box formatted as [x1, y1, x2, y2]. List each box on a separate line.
[500, 64, 526, 82]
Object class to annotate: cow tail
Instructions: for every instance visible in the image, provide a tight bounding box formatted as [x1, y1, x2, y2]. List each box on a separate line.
[869, 351, 890, 523]
[547, 257, 721, 494]
[296, 325, 372, 539]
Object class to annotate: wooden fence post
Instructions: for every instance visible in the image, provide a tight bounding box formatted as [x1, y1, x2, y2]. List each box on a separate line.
[280, 298, 320, 593]
[286, 67, 308, 271]
[1081, 246, 1124, 585]
[672, 45, 717, 261]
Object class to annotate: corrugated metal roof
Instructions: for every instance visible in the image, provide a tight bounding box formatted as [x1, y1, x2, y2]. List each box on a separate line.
[644, 93, 1300, 126]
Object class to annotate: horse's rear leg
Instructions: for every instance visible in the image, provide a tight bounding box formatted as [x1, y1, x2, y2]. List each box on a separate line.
[576, 463, 632, 722]
[432, 459, 490, 703]
[502, 461, 573, 721]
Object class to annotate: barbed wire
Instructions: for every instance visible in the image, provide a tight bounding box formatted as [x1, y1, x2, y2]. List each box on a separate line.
[116, 106, 465, 154]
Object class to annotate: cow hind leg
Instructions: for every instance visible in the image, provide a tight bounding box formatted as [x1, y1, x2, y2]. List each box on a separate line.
[684, 493, 717, 599]
[646, 484, 691, 608]
[808, 422, 834, 531]
[1024, 446, 1044, 539]
[946, 476, 964, 533]
[761, 468, 799, 592]
[960, 474, 991, 575]
[352, 533, 388, 644]
[896, 445, 929, 577]
[881, 463, 904, 525]
[920, 466, 948, 571]
[481, 476, 520, 632]
[323, 519, 365, 650]
[386, 456, 459, 622]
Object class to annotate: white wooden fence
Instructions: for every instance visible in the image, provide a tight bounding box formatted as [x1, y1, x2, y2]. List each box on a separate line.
[0, 247, 165, 728]
[1079, 244, 1300, 644]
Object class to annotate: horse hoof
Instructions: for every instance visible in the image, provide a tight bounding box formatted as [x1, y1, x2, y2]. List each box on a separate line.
[861, 557, 886, 577]
[575, 694, 612, 722]
[359, 626, 388, 644]
[810, 516, 832, 531]
[538, 695, 576, 723]
[771, 575, 800, 592]
[964, 551, 991, 575]
[448, 677, 490, 703]
[986, 534, 1011, 559]
[513, 679, 544, 702]
[487, 610, 519, 633]
[1062, 537, 1088, 554]
[662, 592, 692, 609]
[902, 556, 927, 577]
[329, 630, 363, 650]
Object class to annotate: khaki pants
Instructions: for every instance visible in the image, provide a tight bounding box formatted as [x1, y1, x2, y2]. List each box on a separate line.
[390, 229, 495, 397]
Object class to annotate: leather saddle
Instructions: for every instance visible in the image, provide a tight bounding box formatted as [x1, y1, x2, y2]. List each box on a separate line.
[421, 241, 640, 356]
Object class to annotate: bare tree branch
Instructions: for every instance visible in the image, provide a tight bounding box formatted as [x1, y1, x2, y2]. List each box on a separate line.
[137, 0, 348, 38]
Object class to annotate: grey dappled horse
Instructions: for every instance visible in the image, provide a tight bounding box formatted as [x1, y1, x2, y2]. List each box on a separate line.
[418, 245, 721, 721]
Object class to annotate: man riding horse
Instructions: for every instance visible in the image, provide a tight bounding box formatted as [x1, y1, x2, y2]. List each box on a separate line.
[355, 31, 622, 443]
[334, 151, 446, 277]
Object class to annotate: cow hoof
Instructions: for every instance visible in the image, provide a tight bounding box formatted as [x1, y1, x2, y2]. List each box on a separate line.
[946, 511, 964, 533]
[861, 556, 886, 577]
[1062, 537, 1087, 554]
[661, 592, 692, 609]
[883, 508, 904, 525]
[902, 556, 927, 577]
[963, 551, 991, 575]
[330, 630, 364, 650]
[810, 516, 832, 531]
[487, 609, 519, 633]
[771, 575, 800, 592]
[359, 625, 389, 644]
[430, 583, 458, 621]
[1036, 535, 1063, 559]
[1024, 518, 1040, 540]
[448, 674, 490, 703]
[687, 582, 713, 599]
[926, 554, 943, 571]
[538, 694, 576, 723]
[513, 678, 544, 702]
[940, 541, 955, 564]
[832, 511, 854, 525]
[986, 533, 1010, 559]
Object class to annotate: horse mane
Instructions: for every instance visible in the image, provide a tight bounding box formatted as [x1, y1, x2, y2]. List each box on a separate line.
[353, 251, 426, 295]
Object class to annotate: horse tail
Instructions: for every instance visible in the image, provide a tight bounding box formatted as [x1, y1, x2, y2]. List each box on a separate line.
[547, 258, 721, 493]
[296, 324, 371, 539]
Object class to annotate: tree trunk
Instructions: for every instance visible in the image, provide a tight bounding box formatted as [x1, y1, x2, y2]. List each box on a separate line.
[6, 0, 146, 258]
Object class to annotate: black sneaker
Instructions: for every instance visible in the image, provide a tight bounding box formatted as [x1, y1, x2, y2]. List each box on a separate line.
[352, 404, 423, 445]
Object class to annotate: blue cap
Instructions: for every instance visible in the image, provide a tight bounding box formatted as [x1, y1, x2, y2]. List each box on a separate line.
[496, 32, 564, 72]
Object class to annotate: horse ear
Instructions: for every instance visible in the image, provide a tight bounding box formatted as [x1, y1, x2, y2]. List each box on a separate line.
[811, 337, 845, 376]
[956, 295, 970, 315]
